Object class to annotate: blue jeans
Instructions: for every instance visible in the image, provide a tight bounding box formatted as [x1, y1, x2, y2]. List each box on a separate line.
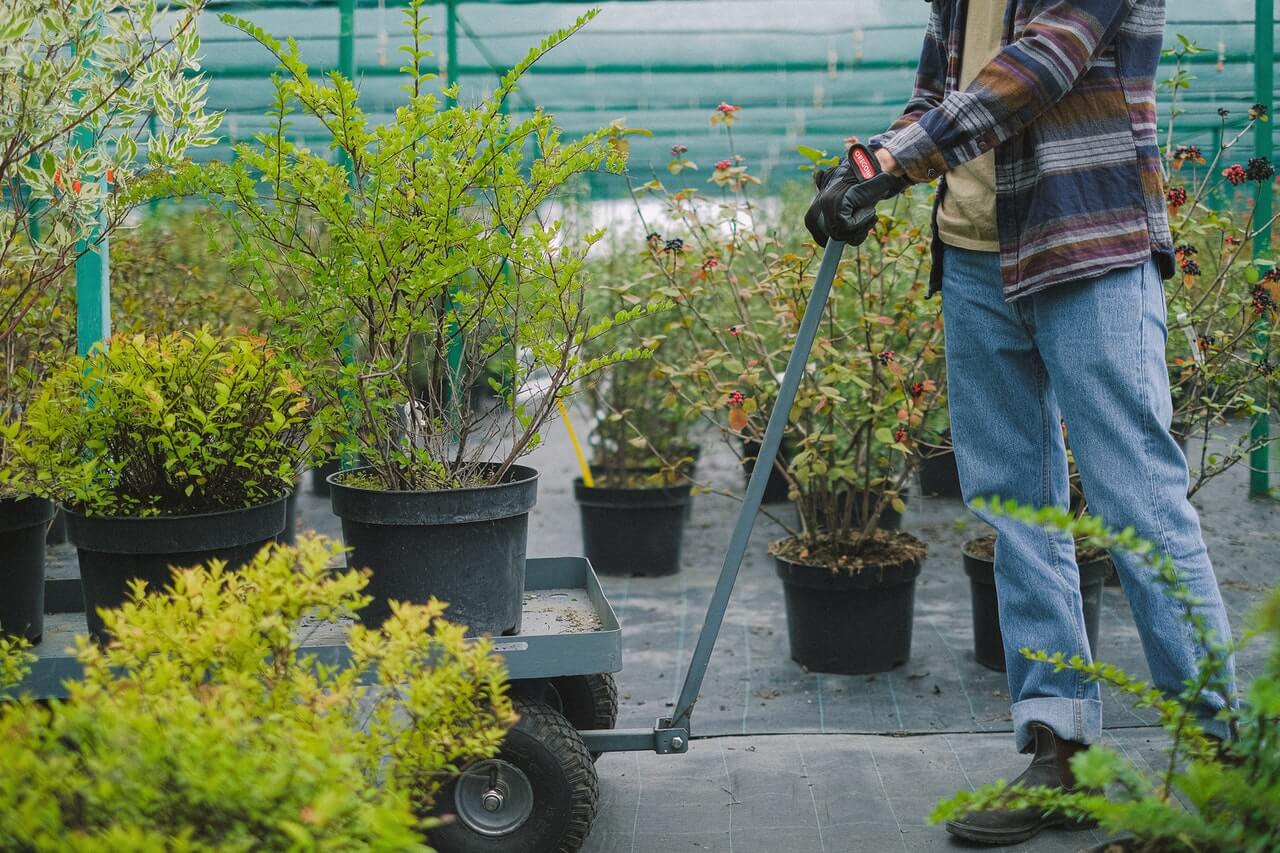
[941, 246, 1235, 752]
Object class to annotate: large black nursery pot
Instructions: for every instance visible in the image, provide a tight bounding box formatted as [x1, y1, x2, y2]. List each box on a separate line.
[963, 536, 1108, 672]
[276, 487, 300, 545]
[328, 464, 538, 636]
[65, 497, 287, 642]
[772, 534, 926, 675]
[0, 495, 55, 642]
[574, 474, 692, 577]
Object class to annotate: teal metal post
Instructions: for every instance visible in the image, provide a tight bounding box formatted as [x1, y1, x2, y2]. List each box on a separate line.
[73, 130, 108, 354]
[74, 209, 109, 356]
[1250, 0, 1274, 498]
[338, 0, 359, 469]
[338, 0, 354, 80]
[443, 0, 465, 423]
[446, 0, 458, 107]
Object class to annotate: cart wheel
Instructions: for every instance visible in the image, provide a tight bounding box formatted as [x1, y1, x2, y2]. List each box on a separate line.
[549, 673, 618, 756]
[431, 697, 598, 853]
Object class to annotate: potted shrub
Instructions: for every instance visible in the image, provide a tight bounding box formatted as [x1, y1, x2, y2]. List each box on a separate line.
[760, 218, 944, 675]
[1158, 41, 1279, 493]
[0, 0, 217, 641]
[961, 532, 1109, 672]
[4, 330, 310, 640]
[0, 534, 515, 849]
[573, 250, 693, 577]
[934, 501, 1267, 853]
[636, 114, 947, 673]
[181, 7, 649, 635]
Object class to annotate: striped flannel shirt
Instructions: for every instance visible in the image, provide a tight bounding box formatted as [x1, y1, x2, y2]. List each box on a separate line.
[870, 0, 1175, 301]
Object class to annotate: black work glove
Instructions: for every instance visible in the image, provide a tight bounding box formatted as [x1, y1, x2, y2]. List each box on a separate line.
[804, 143, 910, 247]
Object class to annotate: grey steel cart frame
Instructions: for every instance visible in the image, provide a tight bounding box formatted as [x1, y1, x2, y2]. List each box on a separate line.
[578, 239, 848, 757]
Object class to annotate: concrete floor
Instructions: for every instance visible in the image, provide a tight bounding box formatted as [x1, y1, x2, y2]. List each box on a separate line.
[38, 416, 1279, 852]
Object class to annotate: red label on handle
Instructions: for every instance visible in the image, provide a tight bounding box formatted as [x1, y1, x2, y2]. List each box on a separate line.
[851, 147, 876, 180]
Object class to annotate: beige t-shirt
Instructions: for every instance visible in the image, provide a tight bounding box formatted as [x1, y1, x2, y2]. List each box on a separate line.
[937, 0, 1005, 252]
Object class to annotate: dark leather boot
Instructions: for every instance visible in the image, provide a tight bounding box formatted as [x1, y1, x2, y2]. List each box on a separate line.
[945, 723, 1097, 845]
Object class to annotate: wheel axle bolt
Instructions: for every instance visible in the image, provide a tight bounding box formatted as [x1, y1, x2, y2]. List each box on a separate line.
[481, 790, 504, 812]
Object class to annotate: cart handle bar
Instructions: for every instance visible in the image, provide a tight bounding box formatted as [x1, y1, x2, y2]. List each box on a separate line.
[670, 239, 846, 729]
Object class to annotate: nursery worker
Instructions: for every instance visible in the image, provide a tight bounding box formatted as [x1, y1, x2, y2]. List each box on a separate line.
[809, 0, 1237, 846]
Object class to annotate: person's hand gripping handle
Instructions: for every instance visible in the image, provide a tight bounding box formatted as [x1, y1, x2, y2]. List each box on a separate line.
[804, 143, 910, 248]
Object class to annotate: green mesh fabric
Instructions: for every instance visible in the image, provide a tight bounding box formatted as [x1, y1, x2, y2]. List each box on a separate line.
[198, 1, 1274, 188]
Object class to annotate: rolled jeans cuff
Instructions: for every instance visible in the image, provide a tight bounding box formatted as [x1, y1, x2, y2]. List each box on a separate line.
[1012, 697, 1103, 753]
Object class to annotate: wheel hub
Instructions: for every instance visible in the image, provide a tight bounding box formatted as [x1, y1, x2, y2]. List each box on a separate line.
[455, 759, 534, 836]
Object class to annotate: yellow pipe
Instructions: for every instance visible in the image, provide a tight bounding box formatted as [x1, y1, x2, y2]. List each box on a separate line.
[557, 398, 594, 488]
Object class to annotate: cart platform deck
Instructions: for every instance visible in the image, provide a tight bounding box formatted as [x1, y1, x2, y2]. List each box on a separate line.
[13, 556, 622, 699]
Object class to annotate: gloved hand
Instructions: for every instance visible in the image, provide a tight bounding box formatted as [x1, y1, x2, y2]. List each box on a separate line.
[804, 143, 910, 247]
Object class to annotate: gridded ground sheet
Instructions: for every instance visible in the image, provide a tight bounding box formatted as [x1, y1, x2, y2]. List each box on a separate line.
[40, 419, 1278, 851]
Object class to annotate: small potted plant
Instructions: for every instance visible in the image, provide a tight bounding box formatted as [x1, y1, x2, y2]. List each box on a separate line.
[5, 330, 310, 640]
[574, 251, 692, 577]
[934, 501, 1264, 853]
[636, 114, 947, 673]
[760, 217, 945, 675]
[0, 0, 217, 641]
[181, 6, 649, 635]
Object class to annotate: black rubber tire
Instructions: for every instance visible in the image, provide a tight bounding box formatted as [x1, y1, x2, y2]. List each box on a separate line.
[550, 673, 619, 734]
[430, 697, 599, 853]
[511, 674, 619, 761]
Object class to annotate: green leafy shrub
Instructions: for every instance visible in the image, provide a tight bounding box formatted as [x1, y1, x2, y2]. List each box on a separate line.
[3, 329, 311, 516]
[633, 109, 947, 558]
[110, 206, 261, 336]
[0, 534, 515, 850]
[1158, 37, 1278, 495]
[0, 0, 220, 498]
[578, 243, 686, 484]
[930, 500, 1276, 852]
[177, 3, 654, 492]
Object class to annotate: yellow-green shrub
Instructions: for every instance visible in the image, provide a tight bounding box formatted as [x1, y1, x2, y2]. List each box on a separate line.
[0, 535, 515, 850]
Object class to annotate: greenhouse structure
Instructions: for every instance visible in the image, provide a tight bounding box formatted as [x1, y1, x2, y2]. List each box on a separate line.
[0, 1, 1277, 851]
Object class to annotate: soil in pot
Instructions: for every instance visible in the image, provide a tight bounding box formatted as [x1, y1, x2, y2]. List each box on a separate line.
[66, 497, 287, 642]
[963, 534, 1108, 672]
[328, 464, 538, 636]
[771, 530, 927, 675]
[0, 496, 55, 642]
[574, 472, 692, 577]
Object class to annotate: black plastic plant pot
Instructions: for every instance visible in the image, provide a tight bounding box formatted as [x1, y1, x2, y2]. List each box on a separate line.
[919, 448, 962, 498]
[309, 458, 342, 496]
[328, 464, 538, 636]
[573, 476, 692, 577]
[45, 508, 67, 545]
[0, 496, 55, 642]
[773, 538, 925, 675]
[963, 537, 1108, 672]
[277, 489, 299, 545]
[65, 498, 286, 642]
[741, 439, 791, 504]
